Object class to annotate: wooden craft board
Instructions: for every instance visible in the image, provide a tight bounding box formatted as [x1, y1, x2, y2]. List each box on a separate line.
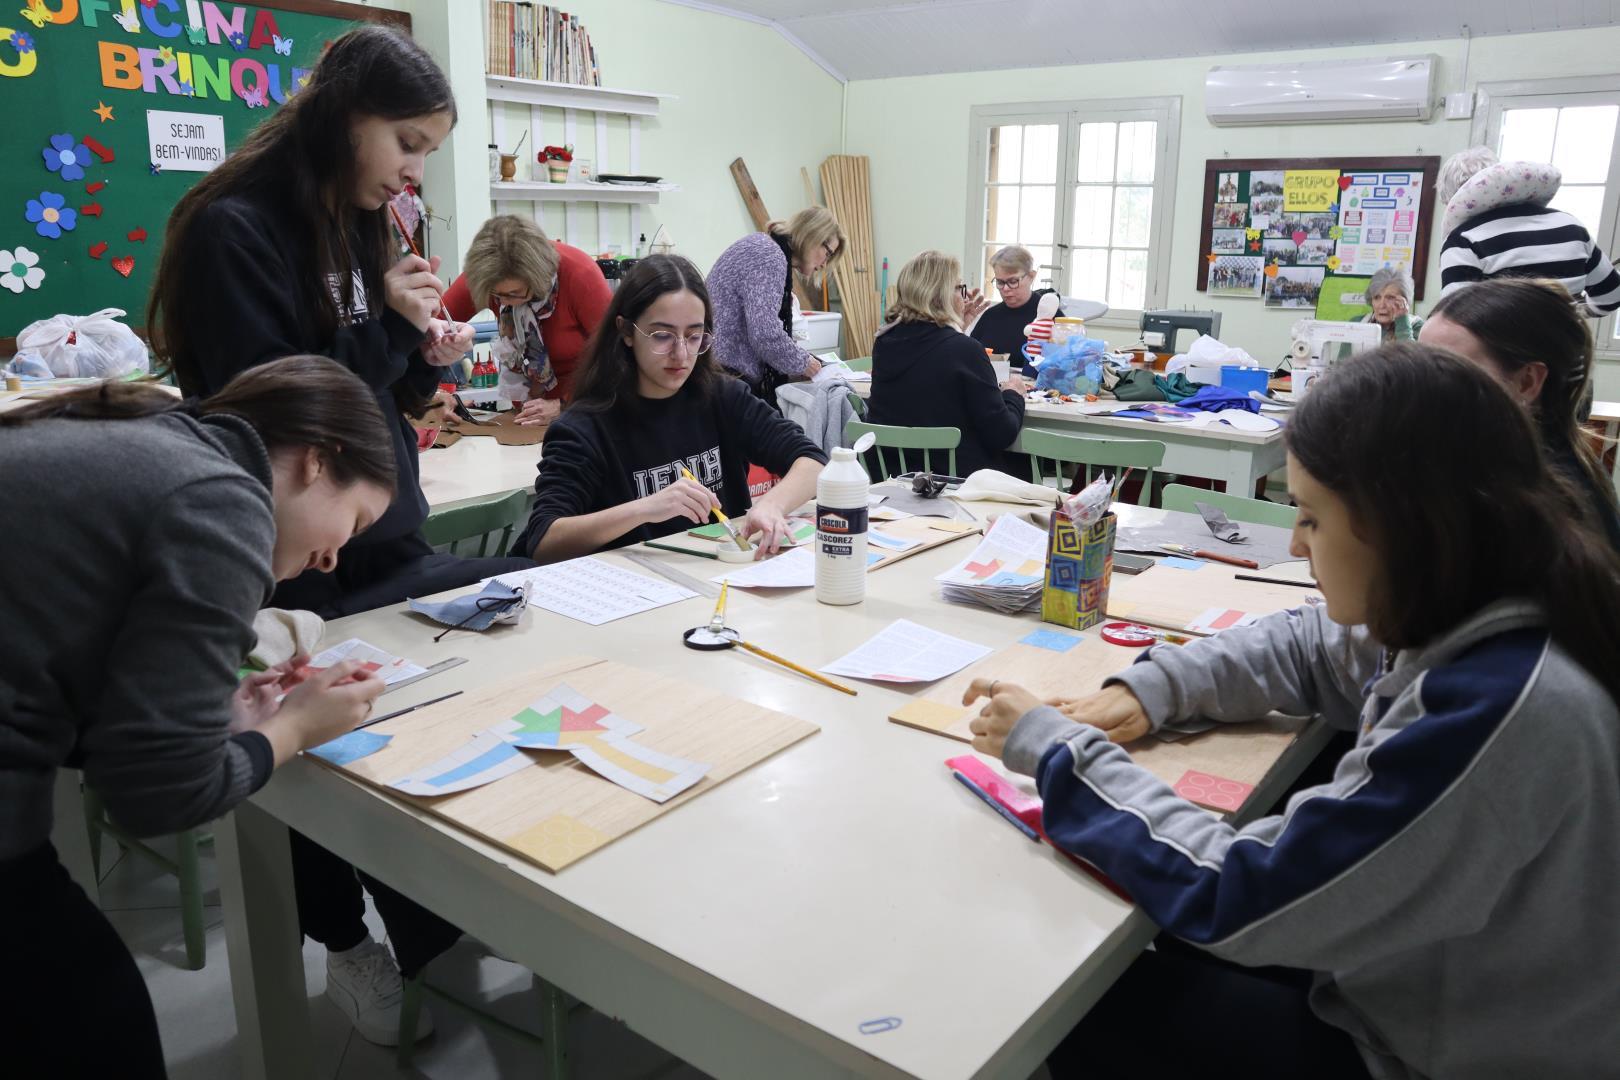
[312, 656, 819, 872]
[887, 637, 1306, 801]
[1106, 559, 1321, 635]
[443, 411, 546, 446]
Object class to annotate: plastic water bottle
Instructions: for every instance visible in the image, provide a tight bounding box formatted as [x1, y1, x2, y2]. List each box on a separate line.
[815, 434, 874, 606]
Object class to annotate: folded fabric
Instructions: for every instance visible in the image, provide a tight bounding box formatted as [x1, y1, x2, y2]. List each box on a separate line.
[249, 607, 324, 669]
[1179, 385, 1261, 413]
[408, 579, 526, 632]
[948, 469, 1062, 507]
[1112, 369, 1166, 402]
[1152, 372, 1201, 403]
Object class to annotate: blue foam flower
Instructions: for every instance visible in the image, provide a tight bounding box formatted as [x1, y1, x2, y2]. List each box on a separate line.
[228, 30, 246, 51]
[11, 31, 34, 53]
[26, 191, 77, 239]
[42, 133, 92, 183]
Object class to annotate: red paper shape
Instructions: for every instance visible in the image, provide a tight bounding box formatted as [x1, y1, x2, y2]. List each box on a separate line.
[112, 255, 134, 277]
[85, 180, 106, 194]
[82, 137, 114, 164]
[88, 241, 108, 259]
[1290, 229, 1306, 244]
[81, 202, 103, 217]
[1173, 769, 1254, 812]
[1337, 175, 1353, 190]
[127, 226, 147, 242]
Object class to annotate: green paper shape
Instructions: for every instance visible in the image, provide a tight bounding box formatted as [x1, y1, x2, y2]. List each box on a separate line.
[510, 705, 564, 734]
[1314, 274, 1374, 322]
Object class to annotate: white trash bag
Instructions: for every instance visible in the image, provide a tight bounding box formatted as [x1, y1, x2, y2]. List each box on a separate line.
[13, 308, 149, 379]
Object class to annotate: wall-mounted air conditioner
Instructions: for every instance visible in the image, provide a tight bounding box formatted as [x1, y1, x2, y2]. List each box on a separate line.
[1205, 56, 1437, 125]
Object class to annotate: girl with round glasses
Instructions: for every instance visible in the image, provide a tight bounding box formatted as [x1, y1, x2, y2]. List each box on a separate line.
[511, 255, 827, 561]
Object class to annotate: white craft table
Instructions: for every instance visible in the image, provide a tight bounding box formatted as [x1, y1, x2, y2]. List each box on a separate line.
[216, 503, 1331, 1079]
[417, 434, 542, 511]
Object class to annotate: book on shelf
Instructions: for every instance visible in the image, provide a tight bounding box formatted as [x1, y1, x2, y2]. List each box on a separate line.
[486, 2, 603, 87]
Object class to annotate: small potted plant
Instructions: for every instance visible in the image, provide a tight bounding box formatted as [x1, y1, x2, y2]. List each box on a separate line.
[540, 144, 573, 183]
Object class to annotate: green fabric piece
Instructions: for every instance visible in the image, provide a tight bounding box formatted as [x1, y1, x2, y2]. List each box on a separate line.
[1112, 369, 1166, 402]
[1153, 373, 1200, 403]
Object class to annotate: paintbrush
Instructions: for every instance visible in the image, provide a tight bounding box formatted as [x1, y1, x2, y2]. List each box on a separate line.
[387, 193, 452, 324]
[679, 465, 751, 551]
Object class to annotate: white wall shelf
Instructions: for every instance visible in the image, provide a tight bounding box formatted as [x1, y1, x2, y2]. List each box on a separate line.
[490, 181, 678, 204]
[485, 75, 672, 116]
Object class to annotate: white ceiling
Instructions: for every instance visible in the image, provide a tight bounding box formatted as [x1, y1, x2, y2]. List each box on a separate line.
[665, 0, 1620, 81]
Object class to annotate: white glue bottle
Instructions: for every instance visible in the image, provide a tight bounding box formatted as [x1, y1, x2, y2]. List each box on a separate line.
[815, 432, 875, 606]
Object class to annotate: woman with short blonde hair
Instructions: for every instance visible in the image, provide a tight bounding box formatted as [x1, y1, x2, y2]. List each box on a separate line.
[442, 214, 612, 425]
[970, 244, 1064, 367]
[866, 250, 1027, 476]
[708, 205, 847, 406]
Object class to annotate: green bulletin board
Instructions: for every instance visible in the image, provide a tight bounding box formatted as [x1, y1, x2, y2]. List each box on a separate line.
[0, 0, 409, 345]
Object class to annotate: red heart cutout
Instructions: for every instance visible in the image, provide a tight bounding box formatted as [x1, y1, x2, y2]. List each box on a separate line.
[86, 181, 106, 194]
[89, 241, 108, 259]
[112, 256, 135, 277]
[1291, 230, 1307, 245]
[1338, 176, 1353, 190]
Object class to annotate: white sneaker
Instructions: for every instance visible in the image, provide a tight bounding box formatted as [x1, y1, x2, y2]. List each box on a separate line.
[324, 936, 435, 1046]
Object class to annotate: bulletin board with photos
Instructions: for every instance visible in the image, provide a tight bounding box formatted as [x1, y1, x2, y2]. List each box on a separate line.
[1196, 156, 1439, 319]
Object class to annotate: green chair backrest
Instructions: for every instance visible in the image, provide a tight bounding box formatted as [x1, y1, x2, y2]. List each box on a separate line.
[846, 390, 867, 419]
[843, 419, 960, 480]
[1160, 483, 1298, 529]
[421, 488, 531, 557]
[844, 355, 873, 372]
[1020, 429, 1166, 506]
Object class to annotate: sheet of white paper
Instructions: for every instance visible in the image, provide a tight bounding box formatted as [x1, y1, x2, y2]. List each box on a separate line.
[711, 545, 816, 588]
[867, 528, 923, 552]
[389, 732, 533, 796]
[300, 638, 426, 687]
[820, 619, 993, 683]
[566, 734, 711, 803]
[935, 514, 1049, 586]
[1185, 607, 1260, 635]
[495, 557, 696, 625]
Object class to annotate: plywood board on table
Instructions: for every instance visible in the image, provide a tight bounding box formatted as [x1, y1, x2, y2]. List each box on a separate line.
[1106, 560, 1321, 635]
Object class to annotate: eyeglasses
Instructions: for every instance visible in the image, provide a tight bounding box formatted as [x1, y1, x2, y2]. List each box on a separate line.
[993, 275, 1029, 291]
[633, 324, 714, 357]
[955, 283, 971, 297]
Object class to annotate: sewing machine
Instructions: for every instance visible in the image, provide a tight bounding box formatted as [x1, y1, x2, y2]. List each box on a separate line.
[1139, 309, 1223, 353]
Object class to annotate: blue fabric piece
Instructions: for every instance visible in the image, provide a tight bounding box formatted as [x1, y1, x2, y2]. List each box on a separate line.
[1179, 385, 1262, 414]
[308, 730, 392, 767]
[408, 579, 523, 631]
[1034, 336, 1107, 396]
[1152, 373, 1201, 403]
[1021, 629, 1084, 652]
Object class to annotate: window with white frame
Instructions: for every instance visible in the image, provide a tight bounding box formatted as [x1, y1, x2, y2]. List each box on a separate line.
[1478, 77, 1620, 348]
[968, 98, 1180, 324]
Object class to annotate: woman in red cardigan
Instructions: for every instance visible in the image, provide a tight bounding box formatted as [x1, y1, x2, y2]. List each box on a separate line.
[440, 215, 612, 425]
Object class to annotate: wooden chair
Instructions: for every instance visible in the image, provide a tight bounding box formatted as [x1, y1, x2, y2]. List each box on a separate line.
[1161, 482, 1298, 529]
[421, 489, 531, 557]
[1020, 429, 1166, 506]
[843, 419, 960, 479]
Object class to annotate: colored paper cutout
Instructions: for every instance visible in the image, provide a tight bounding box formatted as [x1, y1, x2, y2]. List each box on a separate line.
[42, 134, 92, 182]
[19, 3, 46, 29]
[1326, 256, 1341, 271]
[507, 813, 610, 868]
[1185, 607, 1258, 634]
[178, 80, 194, 96]
[111, 255, 134, 277]
[81, 202, 102, 217]
[82, 137, 114, 164]
[1162, 556, 1204, 570]
[149, 163, 162, 175]
[26, 192, 76, 239]
[113, 8, 139, 32]
[1337, 175, 1353, 190]
[567, 736, 710, 804]
[890, 698, 965, 732]
[10, 29, 33, 52]
[494, 683, 644, 749]
[308, 730, 392, 767]
[390, 732, 531, 797]
[87, 240, 106, 258]
[1263, 263, 1278, 278]
[1173, 769, 1254, 813]
[1, 245, 44, 293]
[273, 33, 293, 55]
[127, 226, 146, 242]
[158, 45, 175, 64]
[186, 24, 207, 45]
[93, 101, 114, 123]
[85, 180, 105, 194]
[244, 85, 267, 108]
[1020, 629, 1084, 653]
[1290, 229, 1306, 244]
[228, 30, 247, 51]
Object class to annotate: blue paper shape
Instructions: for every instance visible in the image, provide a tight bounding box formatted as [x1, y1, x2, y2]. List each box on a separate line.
[308, 730, 392, 766]
[1020, 629, 1083, 653]
[1162, 556, 1205, 570]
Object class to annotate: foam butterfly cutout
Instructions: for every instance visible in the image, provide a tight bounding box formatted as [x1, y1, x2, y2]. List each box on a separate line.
[186, 24, 206, 45]
[243, 85, 267, 108]
[112, 8, 139, 32]
[273, 34, 293, 55]
[19, 1, 47, 28]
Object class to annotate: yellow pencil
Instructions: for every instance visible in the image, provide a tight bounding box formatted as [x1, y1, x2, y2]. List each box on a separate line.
[680, 465, 751, 551]
[735, 639, 858, 696]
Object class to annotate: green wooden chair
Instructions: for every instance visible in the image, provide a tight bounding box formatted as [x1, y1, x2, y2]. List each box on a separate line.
[81, 788, 210, 970]
[843, 419, 960, 479]
[421, 489, 531, 557]
[845, 390, 867, 419]
[1021, 429, 1166, 506]
[1161, 482, 1298, 529]
[398, 974, 576, 1074]
[844, 355, 872, 372]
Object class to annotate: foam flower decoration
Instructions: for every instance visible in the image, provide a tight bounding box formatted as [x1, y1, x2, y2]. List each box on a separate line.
[158, 45, 175, 64]
[42, 134, 92, 182]
[0, 245, 44, 293]
[1245, 227, 1261, 241]
[1263, 263, 1279, 278]
[26, 191, 77, 239]
[1329, 225, 1343, 240]
[1326, 255, 1342, 271]
[228, 30, 246, 51]
[11, 30, 35, 52]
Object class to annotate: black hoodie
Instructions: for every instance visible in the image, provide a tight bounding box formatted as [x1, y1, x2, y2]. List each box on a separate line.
[865, 320, 1025, 477]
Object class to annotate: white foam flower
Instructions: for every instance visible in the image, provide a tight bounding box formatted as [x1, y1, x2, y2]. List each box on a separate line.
[1, 246, 44, 294]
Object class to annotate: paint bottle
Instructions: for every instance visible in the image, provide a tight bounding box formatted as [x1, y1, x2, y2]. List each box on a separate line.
[815, 435, 873, 606]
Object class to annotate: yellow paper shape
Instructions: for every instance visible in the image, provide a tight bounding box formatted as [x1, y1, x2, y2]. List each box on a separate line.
[1284, 170, 1340, 212]
[507, 813, 611, 869]
[890, 698, 965, 732]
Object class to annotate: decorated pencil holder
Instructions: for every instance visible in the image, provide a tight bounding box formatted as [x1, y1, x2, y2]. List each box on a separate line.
[1040, 509, 1116, 631]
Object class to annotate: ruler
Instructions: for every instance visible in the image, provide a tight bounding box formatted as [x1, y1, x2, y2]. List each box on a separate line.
[382, 656, 468, 695]
[622, 551, 719, 597]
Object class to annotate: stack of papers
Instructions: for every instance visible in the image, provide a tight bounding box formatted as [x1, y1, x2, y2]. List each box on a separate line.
[934, 514, 1049, 614]
[494, 557, 695, 625]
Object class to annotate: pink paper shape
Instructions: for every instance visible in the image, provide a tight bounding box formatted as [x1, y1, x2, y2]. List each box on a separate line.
[560, 703, 610, 731]
[1290, 229, 1307, 244]
[963, 558, 1003, 581]
[1173, 770, 1254, 812]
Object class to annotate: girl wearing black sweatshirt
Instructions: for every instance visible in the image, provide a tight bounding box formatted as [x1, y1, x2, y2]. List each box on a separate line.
[513, 255, 826, 562]
[0, 358, 391, 1077]
[866, 249, 1029, 477]
[147, 26, 524, 1045]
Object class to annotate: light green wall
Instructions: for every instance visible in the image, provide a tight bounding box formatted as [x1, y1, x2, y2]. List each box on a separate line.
[844, 26, 1620, 394]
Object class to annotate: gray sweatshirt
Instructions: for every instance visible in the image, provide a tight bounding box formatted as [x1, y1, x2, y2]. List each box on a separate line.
[0, 411, 277, 860]
[1004, 600, 1620, 1079]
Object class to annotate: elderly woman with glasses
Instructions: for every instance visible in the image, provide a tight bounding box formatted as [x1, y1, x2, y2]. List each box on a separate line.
[441, 214, 612, 427]
[1359, 266, 1423, 342]
[706, 206, 846, 408]
[968, 245, 1065, 362]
